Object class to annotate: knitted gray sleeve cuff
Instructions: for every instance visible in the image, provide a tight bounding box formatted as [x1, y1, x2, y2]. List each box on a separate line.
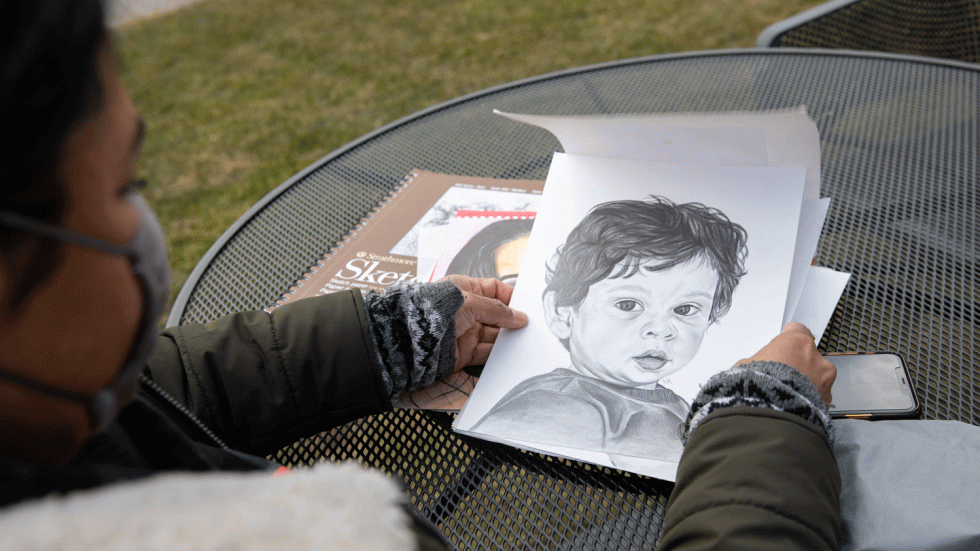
[683, 360, 834, 444]
[363, 280, 465, 400]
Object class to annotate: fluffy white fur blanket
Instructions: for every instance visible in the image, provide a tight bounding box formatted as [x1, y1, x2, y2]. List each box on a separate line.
[0, 462, 415, 550]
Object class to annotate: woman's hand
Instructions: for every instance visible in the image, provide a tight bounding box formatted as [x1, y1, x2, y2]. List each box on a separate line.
[735, 322, 837, 404]
[443, 275, 528, 371]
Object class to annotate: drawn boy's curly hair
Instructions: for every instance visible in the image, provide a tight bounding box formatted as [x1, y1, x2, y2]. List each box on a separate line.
[544, 196, 748, 322]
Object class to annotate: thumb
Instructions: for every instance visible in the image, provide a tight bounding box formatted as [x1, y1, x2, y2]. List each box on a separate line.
[457, 293, 528, 336]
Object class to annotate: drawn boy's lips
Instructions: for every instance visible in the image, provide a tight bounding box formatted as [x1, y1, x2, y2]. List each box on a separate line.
[633, 353, 668, 371]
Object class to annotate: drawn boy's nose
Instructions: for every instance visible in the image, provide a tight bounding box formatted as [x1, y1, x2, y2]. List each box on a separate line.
[642, 314, 676, 340]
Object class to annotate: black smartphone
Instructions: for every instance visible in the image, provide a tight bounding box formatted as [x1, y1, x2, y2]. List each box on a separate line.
[824, 351, 921, 420]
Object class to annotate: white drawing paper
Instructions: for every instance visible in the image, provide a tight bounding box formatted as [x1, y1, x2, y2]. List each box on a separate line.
[390, 186, 539, 258]
[428, 210, 535, 283]
[790, 266, 852, 337]
[495, 108, 822, 200]
[454, 153, 807, 481]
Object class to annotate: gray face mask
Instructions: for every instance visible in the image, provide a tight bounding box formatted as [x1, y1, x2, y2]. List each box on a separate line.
[0, 192, 171, 433]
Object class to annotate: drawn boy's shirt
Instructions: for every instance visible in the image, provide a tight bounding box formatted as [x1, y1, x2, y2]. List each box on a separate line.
[470, 369, 689, 462]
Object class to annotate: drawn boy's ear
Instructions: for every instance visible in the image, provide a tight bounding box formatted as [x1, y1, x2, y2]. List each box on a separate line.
[542, 290, 573, 340]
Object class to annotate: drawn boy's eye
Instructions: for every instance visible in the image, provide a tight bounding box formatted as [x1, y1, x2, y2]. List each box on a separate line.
[615, 299, 641, 312]
[673, 304, 700, 316]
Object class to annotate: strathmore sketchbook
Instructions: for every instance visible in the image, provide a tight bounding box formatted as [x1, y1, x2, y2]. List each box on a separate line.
[267, 169, 544, 311]
[267, 169, 543, 411]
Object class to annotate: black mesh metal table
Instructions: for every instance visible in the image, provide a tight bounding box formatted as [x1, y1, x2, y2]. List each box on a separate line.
[168, 49, 979, 549]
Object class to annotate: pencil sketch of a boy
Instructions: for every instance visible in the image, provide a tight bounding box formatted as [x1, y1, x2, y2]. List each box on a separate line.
[471, 196, 748, 462]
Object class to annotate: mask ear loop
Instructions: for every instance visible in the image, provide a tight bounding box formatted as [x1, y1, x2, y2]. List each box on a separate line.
[0, 209, 134, 433]
[0, 367, 114, 432]
[0, 209, 132, 258]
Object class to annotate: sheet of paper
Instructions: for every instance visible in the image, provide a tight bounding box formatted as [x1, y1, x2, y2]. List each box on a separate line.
[428, 211, 535, 282]
[495, 108, 822, 201]
[416, 225, 444, 283]
[495, 108, 837, 329]
[790, 266, 852, 340]
[389, 185, 539, 258]
[407, 187, 541, 282]
[392, 370, 476, 411]
[454, 153, 807, 481]
[784, 198, 832, 325]
[503, 438, 679, 481]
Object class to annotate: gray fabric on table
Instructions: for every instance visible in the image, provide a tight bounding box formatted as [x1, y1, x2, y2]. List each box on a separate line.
[834, 419, 980, 551]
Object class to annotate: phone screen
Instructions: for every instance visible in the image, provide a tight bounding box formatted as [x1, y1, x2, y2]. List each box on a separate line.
[826, 352, 918, 417]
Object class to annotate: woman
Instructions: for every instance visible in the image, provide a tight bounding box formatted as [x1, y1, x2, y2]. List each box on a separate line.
[0, 1, 841, 548]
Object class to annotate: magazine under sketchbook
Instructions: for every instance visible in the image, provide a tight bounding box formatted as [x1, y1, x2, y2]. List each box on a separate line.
[394, 209, 536, 412]
[449, 109, 850, 483]
[267, 170, 543, 311]
[262, 168, 545, 411]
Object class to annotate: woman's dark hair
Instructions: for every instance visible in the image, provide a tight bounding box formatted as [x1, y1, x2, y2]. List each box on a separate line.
[445, 218, 534, 279]
[0, 0, 108, 311]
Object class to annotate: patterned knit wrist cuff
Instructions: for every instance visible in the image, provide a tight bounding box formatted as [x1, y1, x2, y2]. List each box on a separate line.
[683, 360, 834, 444]
[363, 280, 464, 400]
[415, 280, 465, 380]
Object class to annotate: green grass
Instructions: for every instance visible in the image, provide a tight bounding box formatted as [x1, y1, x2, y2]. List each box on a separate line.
[115, 0, 825, 312]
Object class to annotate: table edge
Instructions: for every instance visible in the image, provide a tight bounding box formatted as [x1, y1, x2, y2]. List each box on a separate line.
[167, 47, 979, 326]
